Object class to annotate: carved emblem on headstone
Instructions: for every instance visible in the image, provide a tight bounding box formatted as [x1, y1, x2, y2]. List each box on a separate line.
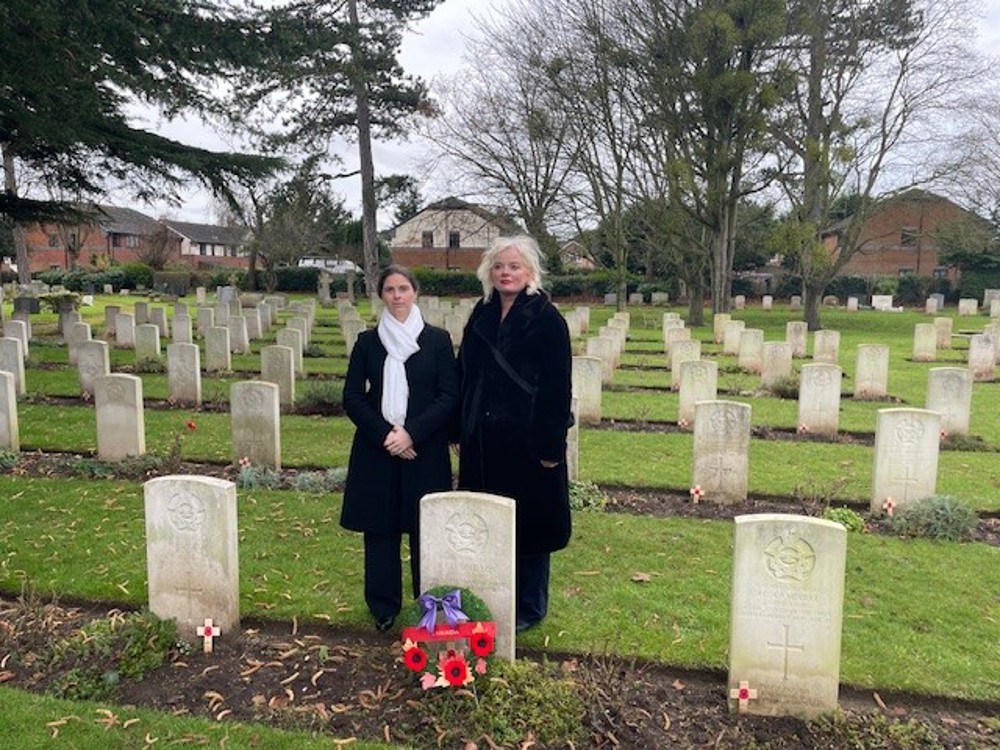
[445, 512, 489, 556]
[763, 533, 816, 582]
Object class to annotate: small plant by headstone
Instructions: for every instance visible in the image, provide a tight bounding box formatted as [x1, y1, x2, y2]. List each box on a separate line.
[569, 480, 609, 511]
[822, 506, 866, 533]
[296, 381, 342, 413]
[886, 494, 978, 541]
[134, 357, 165, 373]
[289, 467, 347, 493]
[0, 450, 19, 472]
[766, 376, 799, 400]
[236, 462, 281, 489]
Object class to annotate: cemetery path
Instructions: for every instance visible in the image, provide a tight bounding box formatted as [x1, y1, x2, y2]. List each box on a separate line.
[1, 594, 997, 749]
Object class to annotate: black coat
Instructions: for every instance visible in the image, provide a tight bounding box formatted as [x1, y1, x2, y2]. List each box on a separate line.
[340, 324, 458, 535]
[456, 290, 572, 554]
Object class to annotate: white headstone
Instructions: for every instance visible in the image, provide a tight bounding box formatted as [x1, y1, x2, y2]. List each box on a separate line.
[261, 345, 295, 407]
[871, 408, 940, 513]
[276, 327, 305, 377]
[664, 326, 692, 356]
[134, 301, 149, 325]
[760, 342, 793, 388]
[925, 298, 939, 315]
[671, 340, 702, 389]
[958, 298, 978, 316]
[728, 514, 846, 718]
[566, 398, 579, 482]
[420, 491, 516, 661]
[65, 321, 92, 366]
[853, 344, 889, 399]
[846, 296, 859, 312]
[77, 340, 110, 398]
[94, 374, 145, 460]
[571, 356, 603, 425]
[628, 292, 644, 306]
[0, 337, 25, 395]
[761, 295, 773, 311]
[784, 321, 807, 358]
[713, 313, 732, 344]
[231, 381, 281, 469]
[733, 294, 746, 310]
[575, 306, 591, 333]
[925, 367, 973, 436]
[172, 313, 193, 344]
[812, 330, 840, 364]
[227, 316, 250, 355]
[722, 320, 747, 355]
[789, 295, 802, 311]
[0, 371, 19, 451]
[585, 336, 617, 384]
[967, 333, 996, 381]
[738, 329, 765, 374]
[196, 307, 215, 336]
[4, 319, 29, 359]
[115, 312, 136, 348]
[797, 364, 842, 435]
[911, 323, 937, 362]
[692, 401, 751, 504]
[150, 307, 170, 338]
[871, 294, 893, 312]
[135, 323, 161, 362]
[167, 343, 202, 406]
[205, 326, 232, 373]
[933, 317, 953, 349]
[678, 360, 718, 427]
[144, 475, 240, 643]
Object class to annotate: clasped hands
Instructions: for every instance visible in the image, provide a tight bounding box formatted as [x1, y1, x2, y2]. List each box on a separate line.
[384, 425, 416, 460]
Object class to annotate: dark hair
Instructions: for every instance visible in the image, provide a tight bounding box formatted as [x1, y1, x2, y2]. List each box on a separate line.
[377, 265, 419, 295]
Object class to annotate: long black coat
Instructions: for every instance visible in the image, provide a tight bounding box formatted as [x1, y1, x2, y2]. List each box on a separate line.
[340, 324, 458, 535]
[456, 290, 572, 554]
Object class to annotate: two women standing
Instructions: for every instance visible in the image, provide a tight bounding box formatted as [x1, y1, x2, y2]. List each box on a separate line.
[341, 236, 573, 633]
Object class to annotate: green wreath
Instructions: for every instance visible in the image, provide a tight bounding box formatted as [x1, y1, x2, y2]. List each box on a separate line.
[400, 585, 493, 628]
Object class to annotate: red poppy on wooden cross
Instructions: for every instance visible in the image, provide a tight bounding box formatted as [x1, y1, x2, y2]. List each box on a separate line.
[689, 485, 703, 504]
[197, 618, 220, 653]
[882, 497, 896, 517]
[729, 680, 758, 713]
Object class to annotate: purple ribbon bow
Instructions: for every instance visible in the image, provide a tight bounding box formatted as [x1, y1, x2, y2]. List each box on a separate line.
[417, 589, 468, 634]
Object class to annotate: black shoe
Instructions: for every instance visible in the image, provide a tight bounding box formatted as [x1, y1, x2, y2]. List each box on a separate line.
[375, 616, 395, 632]
[516, 618, 541, 632]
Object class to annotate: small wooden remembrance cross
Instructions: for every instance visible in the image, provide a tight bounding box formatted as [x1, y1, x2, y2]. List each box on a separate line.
[197, 618, 220, 653]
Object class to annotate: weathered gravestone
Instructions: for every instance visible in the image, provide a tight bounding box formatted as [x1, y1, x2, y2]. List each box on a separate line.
[912, 323, 937, 362]
[958, 298, 978, 316]
[261, 345, 296, 407]
[678, 360, 718, 427]
[585, 336, 616, 384]
[846, 296, 859, 311]
[728, 514, 846, 717]
[231, 381, 281, 469]
[738, 329, 765, 375]
[722, 320, 746, 355]
[227, 316, 250, 355]
[967, 333, 996, 381]
[66, 321, 92, 366]
[104, 305, 120, 336]
[420, 491, 516, 661]
[276, 327, 305, 377]
[733, 294, 746, 310]
[925, 367, 973, 436]
[798, 364, 842, 435]
[789, 295, 802, 310]
[205, 326, 232, 373]
[812, 330, 840, 364]
[871, 408, 940, 513]
[134, 323, 161, 362]
[167, 343, 202, 407]
[0, 371, 19, 451]
[670, 340, 702, 389]
[77, 340, 110, 397]
[144, 475, 240, 643]
[762, 295, 773, 311]
[933, 317, 953, 349]
[133, 301, 149, 325]
[94, 374, 145, 460]
[571, 356, 603, 424]
[760, 342, 793, 388]
[664, 326, 692, 356]
[853, 344, 889, 399]
[712, 313, 732, 344]
[0, 337, 25, 395]
[871, 294, 894, 312]
[172, 313, 193, 344]
[693, 401, 751, 503]
[115, 312, 136, 348]
[566, 397, 579, 482]
[4, 319, 29, 361]
[150, 307, 169, 338]
[244, 308, 262, 340]
[785, 321, 808, 358]
[196, 307, 215, 336]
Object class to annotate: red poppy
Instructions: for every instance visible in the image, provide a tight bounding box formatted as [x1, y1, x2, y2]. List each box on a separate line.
[469, 631, 494, 658]
[185, 420, 197, 432]
[403, 645, 428, 672]
[441, 653, 469, 686]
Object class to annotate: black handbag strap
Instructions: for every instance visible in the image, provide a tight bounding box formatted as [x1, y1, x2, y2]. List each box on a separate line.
[490, 344, 537, 398]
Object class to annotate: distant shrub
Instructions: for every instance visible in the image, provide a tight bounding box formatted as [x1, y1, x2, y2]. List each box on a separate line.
[887, 494, 978, 541]
[822, 506, 866, 533]
[412, 267, 482, 297]
[896, 273, 932, 305]
[120, 262, 154, 290]
[151, 271, 192, 295]
[274, 265, 322, 292]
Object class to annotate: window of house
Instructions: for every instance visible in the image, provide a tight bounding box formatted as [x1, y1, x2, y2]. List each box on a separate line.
[199, 244, 207, 256]
[48, 234, 59, 248]
[933, 267, 948, 279]
[448, 231, 460, 248]
[901, 227, 919, 247]
[421, 231, 434, 248]
[898, 267, 914, 275]
[125, 235, 139, 248]
[111, 234, 121, 248]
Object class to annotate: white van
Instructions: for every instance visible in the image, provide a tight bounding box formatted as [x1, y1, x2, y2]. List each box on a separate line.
[298, 257, 359, 273]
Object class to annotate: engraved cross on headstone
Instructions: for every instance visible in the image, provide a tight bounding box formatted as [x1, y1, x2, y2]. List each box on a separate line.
[767, 624, 804, 681]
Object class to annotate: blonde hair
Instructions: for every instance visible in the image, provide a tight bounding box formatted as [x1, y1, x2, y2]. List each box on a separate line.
[476, 235, 544, 298]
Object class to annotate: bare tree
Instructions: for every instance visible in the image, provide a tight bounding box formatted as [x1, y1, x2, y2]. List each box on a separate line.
[772, 0, 988, 328]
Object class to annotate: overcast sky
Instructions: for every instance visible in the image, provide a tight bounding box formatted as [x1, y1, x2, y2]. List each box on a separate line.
[131, 0, 1000, 225]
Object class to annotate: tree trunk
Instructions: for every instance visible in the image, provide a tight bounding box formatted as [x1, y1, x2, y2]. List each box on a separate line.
[2, 148, 31, 284]
[686, 272, 705, 327]
[803, 279, 824, 331]
[348, 0, 380, 302]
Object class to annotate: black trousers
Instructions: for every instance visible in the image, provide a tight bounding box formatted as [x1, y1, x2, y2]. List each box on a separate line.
[363, 529, 420, 621]
[517, 551, 550, 625]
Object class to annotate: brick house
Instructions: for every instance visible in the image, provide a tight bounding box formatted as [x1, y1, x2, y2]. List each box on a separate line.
[823, 190, 978, 282]
[389, 197, 522, 271]
[21, 204, 250, 273]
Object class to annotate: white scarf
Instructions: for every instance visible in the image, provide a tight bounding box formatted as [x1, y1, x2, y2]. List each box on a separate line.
[377, 305, 424, 425]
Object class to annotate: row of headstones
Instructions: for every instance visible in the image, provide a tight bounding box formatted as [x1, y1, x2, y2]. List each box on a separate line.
[144, 473, 847, 718]
[912, 319, 1000, 380]
[691, 400, 941, 512]
[729, 291, 1000, 315]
